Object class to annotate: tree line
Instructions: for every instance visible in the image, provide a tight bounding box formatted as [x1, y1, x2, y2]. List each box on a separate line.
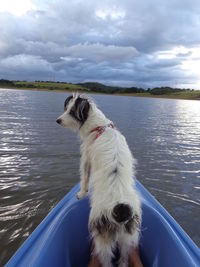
[0, 79, 197, 95]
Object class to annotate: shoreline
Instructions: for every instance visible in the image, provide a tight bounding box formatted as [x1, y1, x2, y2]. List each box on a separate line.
[1, 86, 200, 101]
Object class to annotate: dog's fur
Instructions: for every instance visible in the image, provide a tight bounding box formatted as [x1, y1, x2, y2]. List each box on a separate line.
[57, 94, 142, 267]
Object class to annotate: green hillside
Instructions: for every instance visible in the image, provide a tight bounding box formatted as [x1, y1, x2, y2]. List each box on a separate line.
[0, 79, 200, 100]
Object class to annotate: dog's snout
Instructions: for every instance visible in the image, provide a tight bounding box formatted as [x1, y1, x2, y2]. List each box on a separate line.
[56, 118, 62, 124]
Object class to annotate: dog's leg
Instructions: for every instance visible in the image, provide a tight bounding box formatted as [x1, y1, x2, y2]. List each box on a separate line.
[118, 232, 139, 267]
[77, 153, 90, 199]
[118, 241, 130, 267]
[92, 236, 114, 267]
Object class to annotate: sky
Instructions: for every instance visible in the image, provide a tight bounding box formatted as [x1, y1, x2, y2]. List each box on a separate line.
[0, 0, 200, 89]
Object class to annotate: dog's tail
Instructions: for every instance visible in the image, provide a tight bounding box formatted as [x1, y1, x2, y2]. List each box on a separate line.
[112, 203, 132, 223]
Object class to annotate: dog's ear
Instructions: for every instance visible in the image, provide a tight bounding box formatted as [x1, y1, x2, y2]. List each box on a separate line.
[64, 95, 73, 111]
[70, 97, 90, 125]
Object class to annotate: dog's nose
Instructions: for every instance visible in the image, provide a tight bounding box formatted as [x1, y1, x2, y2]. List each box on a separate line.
[56, 118, 62, 124]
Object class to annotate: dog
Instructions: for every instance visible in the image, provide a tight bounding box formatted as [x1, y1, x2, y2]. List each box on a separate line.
[56, 93, 142, 267]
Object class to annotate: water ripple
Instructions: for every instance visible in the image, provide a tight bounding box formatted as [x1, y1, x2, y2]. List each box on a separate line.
[0, 89, 200, 265]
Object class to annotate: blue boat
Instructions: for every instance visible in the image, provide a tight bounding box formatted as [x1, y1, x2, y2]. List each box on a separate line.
[6, 180, 200, 267]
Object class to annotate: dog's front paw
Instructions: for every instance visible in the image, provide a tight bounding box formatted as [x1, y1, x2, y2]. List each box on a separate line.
[77, 190, 87, 199]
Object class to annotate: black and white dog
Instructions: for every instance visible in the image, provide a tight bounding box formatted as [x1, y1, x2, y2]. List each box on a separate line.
[56, 94, 142, 267]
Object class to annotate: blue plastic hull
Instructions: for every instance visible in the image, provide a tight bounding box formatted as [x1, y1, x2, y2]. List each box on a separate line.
[6, 181, 200, 267]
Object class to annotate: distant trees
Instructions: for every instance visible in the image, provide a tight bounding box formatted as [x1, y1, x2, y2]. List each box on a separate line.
[0, 79, 14, 85]
[76, 83, 197, 95]
[76, 82, 119, 93]
[76, 82, 145, 94]
[118, 87, 145, 94]
[0, 78, 198, 96]
[149, 87, 184, 95]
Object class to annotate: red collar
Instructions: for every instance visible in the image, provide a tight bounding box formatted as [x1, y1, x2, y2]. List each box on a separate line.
[90, 122, 115, 140]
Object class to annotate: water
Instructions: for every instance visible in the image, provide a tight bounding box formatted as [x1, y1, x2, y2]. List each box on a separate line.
[0, 89, 200, 265]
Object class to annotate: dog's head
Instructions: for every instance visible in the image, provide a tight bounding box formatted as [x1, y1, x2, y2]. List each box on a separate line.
[56, 94, 90, 130]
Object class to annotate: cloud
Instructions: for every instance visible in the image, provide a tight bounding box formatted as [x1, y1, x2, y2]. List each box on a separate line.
[0, 0, 200, 88]
[145, 58, 181, 70]
[60, 43, 138, 63]
[0, 54, 54, 80]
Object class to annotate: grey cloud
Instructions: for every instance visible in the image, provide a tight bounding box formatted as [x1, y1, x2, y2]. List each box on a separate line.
[0, 0, 200, 88]
[145, 58, 181, 69]
[61, 43, 138, 63]
[176, 51, 193, 58]
[0, 54, 54, 81]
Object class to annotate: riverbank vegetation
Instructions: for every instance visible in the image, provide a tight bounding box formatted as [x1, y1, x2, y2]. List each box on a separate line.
[1, 79, 200, 100]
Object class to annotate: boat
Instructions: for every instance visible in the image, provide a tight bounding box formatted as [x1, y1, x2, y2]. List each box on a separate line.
[6, 180, 200, 267]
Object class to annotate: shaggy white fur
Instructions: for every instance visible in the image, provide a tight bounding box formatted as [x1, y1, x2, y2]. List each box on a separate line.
[57, 94, 142, 267]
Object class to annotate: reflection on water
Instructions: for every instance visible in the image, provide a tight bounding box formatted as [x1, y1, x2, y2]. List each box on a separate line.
[0, 89, 200, 265]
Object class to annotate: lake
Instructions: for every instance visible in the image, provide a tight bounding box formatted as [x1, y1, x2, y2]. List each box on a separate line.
[0, 88, 200, 265]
